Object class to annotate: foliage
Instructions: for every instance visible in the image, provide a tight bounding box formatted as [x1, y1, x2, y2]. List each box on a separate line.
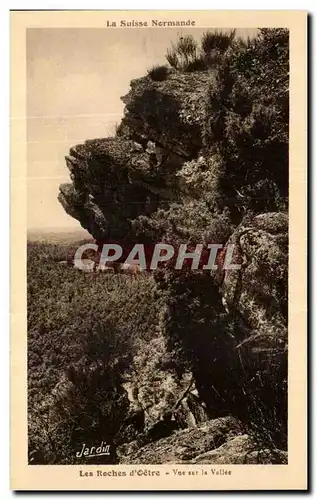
[166, 35, 198, 71]
[27, 241, 165, 464]
[147, 65, 170, 81]
[166, 35, 207, 73]
[201, 29, 236, 55]
[133, 201, 233, 250]
[165, 30, 237, 72]
[203, 28, 289, 219]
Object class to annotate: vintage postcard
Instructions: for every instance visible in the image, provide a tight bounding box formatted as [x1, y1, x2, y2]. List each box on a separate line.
[10, 10, 307, 490]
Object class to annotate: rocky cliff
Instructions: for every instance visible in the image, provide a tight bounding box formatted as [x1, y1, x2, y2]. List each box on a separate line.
[58, 29, 289, 463]
[58, 70, 209, 241]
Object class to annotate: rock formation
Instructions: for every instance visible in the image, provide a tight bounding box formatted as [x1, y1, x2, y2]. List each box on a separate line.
[58, 29, 289, 463]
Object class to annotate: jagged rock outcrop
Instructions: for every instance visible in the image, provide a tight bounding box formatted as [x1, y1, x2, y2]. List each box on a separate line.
[119, 322, 209, 443]
[57, 31, 289, 462]
[118, 416, 286, 465]
[118, 416, 242, 464]
[58, 136, 163, 240]
[190, 434, 287, 465]
[120, 71, 210, 157]
[58, 72, 213, 241]
[221, 211, 288, 349]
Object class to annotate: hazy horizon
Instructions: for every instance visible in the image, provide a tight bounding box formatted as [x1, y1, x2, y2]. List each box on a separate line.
[27, 226, 91, 233]
[27, 27, 258, 231]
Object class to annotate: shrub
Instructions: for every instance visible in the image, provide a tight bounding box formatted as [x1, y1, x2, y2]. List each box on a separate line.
[166, 31, 236, 72]
[30, 332, 131, 465]
[166, 47, 179, 70]
[183, 56, 207, 72]
[203, 28, 289, 219]
[165, 35, 199, 72]
[147, 64, 169, 81]
[201, 29, 236, 54]
[237, 34, 256, 50]
[176, 35, 197, 58]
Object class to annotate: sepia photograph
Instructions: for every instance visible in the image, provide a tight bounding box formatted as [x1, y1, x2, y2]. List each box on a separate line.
[10, 10, 307, 491]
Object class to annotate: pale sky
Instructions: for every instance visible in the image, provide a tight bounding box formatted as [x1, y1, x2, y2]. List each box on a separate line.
[27, 27, 257, 230]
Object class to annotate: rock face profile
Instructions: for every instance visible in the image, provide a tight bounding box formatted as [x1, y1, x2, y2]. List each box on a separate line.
[58, 70, 210, 242]
[57, 29, 289, 464]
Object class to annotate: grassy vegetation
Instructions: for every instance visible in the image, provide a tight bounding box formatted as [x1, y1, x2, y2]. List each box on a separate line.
[147, 65, 170, 81]
[165, 30, 238, 73]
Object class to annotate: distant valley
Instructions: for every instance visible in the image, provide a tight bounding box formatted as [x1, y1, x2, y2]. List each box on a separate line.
[27, 227, 92, 244]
